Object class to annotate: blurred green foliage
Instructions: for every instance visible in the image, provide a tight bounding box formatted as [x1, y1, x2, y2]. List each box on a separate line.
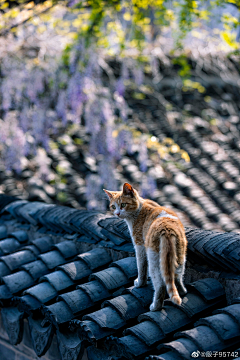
[1, 0, 240, 52]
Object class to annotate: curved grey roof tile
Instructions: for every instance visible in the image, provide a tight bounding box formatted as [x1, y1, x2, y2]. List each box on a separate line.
[173, 325, 224, 351]
[46, 206, 82, 234]
[195, 313, 240, 341]
[203, 233, 239, 267]
[157, 338, 198, 360]
[65, 210, 100, 234]
[1, 249, 36, 271]
[186, 278, 225, 303]
[2, 200, 28, 219]
[98, 239, 134, 252]
[41, 300, 74, 326]
[109, 256, 137, 280]
[100, 228, 129, 246]
[185, 228, 240, 272]
[59, 289, 93, 315]
[55, 209, 81, 233]
[21, 259, 49, 280]
[38, 250, 66, 269]
[78, 247, 111, 270]
[15, 201, 49, 225]
[0, 284, 12, 301]
[53, 208, 79, 233]
[40, 270, 74, 292]
[77, 280, 110, 303]
[98, 217, 131, 241]
[24, 281, 58, 303]
[79, 214, 110, 240]
[9, 230, 28, 243]
[53, 240, 78, 259]
[76, 235, 98, 245]
[22, 244, 40, 256]
[123, 284, 154, 308]
[0, 225, 7, 240]
[124, 320, 164, 347]
[40, 206, 72, 232]
[164, 292, 215, 319]
[213, 303, 240, 327]
[0, 195, 20, 213]
[0, 238, 21, 255]
[211, 233, 238, 259]
[58, 260, 92, 281]
[138, 305, 191, 337]
[84, 306, 125, 330]
[28, 204, 56, 227]
[2, 270, 35, 294]
[0, 261, 11, 278]
[76, 320, 113, 344]
[31, 236, 53, 253]
[90, 267, 129, 291]
[103, 293, 145, 321]
[13, 294, 42, 313]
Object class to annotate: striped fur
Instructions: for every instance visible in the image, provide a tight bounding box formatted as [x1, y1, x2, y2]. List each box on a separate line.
[104, 183, 188, 311]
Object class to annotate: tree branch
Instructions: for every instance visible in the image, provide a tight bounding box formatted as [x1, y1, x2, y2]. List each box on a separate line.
[0, 4, 54, 37]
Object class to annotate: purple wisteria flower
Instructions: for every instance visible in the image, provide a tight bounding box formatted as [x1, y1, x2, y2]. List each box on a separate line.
[138, 140, 148, 172]
[0, 114, 26, 173]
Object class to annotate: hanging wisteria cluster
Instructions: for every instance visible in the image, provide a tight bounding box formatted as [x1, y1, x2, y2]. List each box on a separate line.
[0, 5, 191, 209]
[0, 28, 146, 207]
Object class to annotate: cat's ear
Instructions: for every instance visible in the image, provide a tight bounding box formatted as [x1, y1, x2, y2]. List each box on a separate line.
[103, 189, 113, 200]
[123, 183, 135, 197]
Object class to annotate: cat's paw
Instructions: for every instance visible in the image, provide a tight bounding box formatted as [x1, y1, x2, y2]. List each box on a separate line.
[150, 302, 162, 312]
[134, 278, 147, 288]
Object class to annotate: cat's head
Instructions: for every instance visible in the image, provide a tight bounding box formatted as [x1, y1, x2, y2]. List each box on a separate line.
[103, 183, 140, 219]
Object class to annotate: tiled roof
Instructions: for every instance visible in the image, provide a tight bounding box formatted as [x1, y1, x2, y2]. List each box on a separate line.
[0, 194, 240, 360]
[185, 228, 240, 273]
[3, 63, 240, 235]
[147, 299, 240, 359]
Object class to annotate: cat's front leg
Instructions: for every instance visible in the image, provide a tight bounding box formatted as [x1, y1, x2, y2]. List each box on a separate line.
[134, 244, 148, 287]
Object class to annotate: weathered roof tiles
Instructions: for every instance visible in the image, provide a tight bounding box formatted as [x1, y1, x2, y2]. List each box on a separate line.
[102, 278, 226, 360]
[0, 195, 240, 360]
[148, 300, 240, 360]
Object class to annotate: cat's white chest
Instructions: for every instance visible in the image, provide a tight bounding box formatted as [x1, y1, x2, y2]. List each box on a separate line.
[125, 219, 134, 241]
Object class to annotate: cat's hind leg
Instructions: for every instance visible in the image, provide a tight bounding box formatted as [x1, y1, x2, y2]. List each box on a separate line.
[147, 248, 166, 311]
[134, 245, 148, 288]
[175, 261, 187, 297]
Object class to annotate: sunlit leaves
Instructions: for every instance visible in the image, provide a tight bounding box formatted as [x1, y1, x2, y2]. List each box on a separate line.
[182, 79, 205, 93]
[0, 0, 54, 36]
[221, 30, 239, 49]
[172, 55, 191, 77]
[1, 0, 239, 58]
[222, 13, 239, 29]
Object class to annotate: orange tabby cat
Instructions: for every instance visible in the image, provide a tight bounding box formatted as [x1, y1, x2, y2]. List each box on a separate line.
[104, 183, 187, 311]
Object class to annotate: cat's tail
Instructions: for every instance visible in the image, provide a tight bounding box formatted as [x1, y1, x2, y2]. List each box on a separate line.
[160, 233, 182, 306]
